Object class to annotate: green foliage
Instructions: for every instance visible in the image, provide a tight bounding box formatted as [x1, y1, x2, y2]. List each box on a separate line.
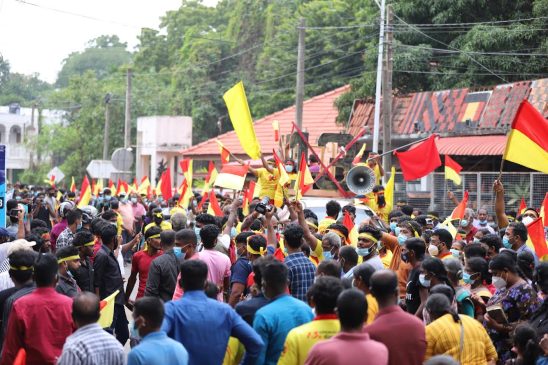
[0, 72, 52, 106]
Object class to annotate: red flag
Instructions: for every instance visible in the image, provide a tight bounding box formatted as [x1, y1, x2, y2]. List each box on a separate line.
[451, 191, 469, 220]
[272, 120, 280, 142]
[519, 197, 527, 215]
[160, 168, 173, 200]
[208, 191, 223, 217]
[527, 217, 548, 257]
[108, 179, 115, 191]
[197, 191, 208, 211]
[343, 210, 354, 232]
[242, 181, 256, 215]
[177, 180, 189, 208]
[214, 164, 249, 191]
[91, 179, 97, 196]
[394, 135, 441, 181]
[541, 192, 548, 227]
[216, 140, 231, 165]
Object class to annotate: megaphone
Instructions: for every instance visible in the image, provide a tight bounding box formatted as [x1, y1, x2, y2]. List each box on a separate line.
[346, 165, 376, 195]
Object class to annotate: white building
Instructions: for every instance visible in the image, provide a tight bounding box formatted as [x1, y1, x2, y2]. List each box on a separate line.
[0, 103, 64, 182]
[136, 116, 192, 187]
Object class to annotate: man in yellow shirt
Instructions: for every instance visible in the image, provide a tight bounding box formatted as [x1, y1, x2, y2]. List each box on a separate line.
[318, 200, 341, 234]
[424, 294, 497, 365]
[237, 155, 279, 201]
[144, 208, 173, 233]
[278, 276, 343, 365]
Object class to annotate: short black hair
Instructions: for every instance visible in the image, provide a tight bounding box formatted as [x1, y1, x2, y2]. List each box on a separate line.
[101, 210, 117, 222]
[145, 225, 162, 239]
[200, 224, 220, 249]
[422, 257, 449, 283]
[425, 293, 452, 320]
[204, 281, 219, 299]
[327, 223, 349, 240]
[432, 229, 453, 249]
[357, 225, 382, 240]
[72, 230, 95, 247]
[235, 231, 255, 245]
[179, 260, 208, 291]
[466, 257, 490, 284]
[56, 245, 79, 262]
[388, 210, 404, 220]
[534, 262, 548, 295]
[316, 260, 341, 278]
[283, 223, 304, 249]
[306, 276, 343, 314]
[405, 238, 426, 261]
[160, 230, 176, 247]
[8, 250, 37, 284]
[248, 235, 267, 254]
[463, 243, 487, 259]
[489, 252, 518, 274]
[325, 200, 341, 219]
[400, 205, 414, 216]
[66, 209, 83, 225]
[261, 260, 288, 293]
[90, 217, 108, 237]
[353, 263, 376, 289]
[338, 245, 358, 266]
[509, 222, 528, 242]
[303, 209, 318, 221]
[341, 205, 356, 216]
[72, 292, 100, 324]
[134, 296, 165, 329]
[337, 288, 367, 329]
[100, 224, 118, 246]
[196, 213, 217, 226]
[34, 253, 58, 287]
[429, 284, 455, 303]
[30, 219, 48, 230]
[175, 229, 197, 246]
[370, 270, 398, 302]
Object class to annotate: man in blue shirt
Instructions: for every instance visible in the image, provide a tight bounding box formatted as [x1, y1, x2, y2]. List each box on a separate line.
[128, 297, 188, 365]
[282, 223, 316, 301]
[253, 260, 314, 365]
[161, 260, 264, 365]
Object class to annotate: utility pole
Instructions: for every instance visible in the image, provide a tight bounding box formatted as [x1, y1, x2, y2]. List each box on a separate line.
[372, 0, 386, 153]
[124, 68, 132, 149]
[382, 4, 394, 181]
[295, 18, 305, 129]
[103, 93, 111, 161]
[29, 102, 35, 170]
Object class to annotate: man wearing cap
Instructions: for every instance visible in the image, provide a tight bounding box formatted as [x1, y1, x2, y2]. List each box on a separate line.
[56, 246, 82, 298]
[71, 230, 95, 292]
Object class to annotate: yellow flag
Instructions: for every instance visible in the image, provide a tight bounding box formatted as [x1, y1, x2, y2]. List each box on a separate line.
[384, 167, 396, 213]
[439, 217, 458, 239]
[98, 290, 119, 328]
[223, 82, 261, 159]
[138, 177, 151, 195]
[96, 179, 104, 195]
[155, 177, 162, 196]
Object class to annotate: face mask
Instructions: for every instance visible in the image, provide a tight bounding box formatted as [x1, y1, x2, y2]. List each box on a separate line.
[400, 252, 409, 263]
[77, 222, 83, 230]
[356, 247, 370, 257]
[462, 272, 475, 285]
[285, 165, 294, 173]
[502, 236, 512, 249]
[394, 226, 401, 236]
[522, 216, 534, 226]
[323, 250, 333, 260]
[479, 219, 487, 225]
[130, 320, 141, 340]
[492, 275, 507, 290]
[15, 196, 21, 201]
[194, 227, 201, 243]
[473, 238, 481, 244]
[104, 195, 111, 201]
[131, 197, 138, 204]
[419, 274, 431, 288]
[230, 227, 237, 239]
[390, 222, 397, 232]
[173, 247, 185, 260]
[450, 249, 460, 258]
[397, 234, 407, 246]
[460, 219, 469, 227]
[428, 244, 439, 257]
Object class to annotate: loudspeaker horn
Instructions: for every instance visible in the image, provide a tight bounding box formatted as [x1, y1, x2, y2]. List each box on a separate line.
[346, 165, 376, 195]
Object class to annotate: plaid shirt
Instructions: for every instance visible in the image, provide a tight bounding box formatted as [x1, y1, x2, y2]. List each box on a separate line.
[284, 252, 315, 302]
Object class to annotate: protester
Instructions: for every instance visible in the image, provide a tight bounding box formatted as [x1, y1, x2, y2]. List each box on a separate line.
[228, 231, 259, 307]
[58, 292, 124, 365]
[71, 230, 95, 292]
[352, 263, 379, 324]
[424, 293, 498, 364]
[318, 200, 340, 234]
[128, 297, 188, 365]
[305, 288, 388, 365]
[56, 208, 83, 249]
[56, 245, 82, 297]
[235, 256, 270, 325]
[508, 324, 542, 365]
[402, 237, 426, 315]
[162, 260, 263, 364]
[338, 245, 358, 280]
[356, 226, 384, 270]
[279, 276, 344, 365]
[196, 224, 231, 301]
[429, 229, 453, 260]
[503, 222, 538, 265]
[530, 262, 548, 338]
[320, 232, 341, 261]
[365, 270, 426, 365]
[315, 260, 341, 278]
[1, 253, 73, 365]
[253, 259, 313, 364]
[445, 258, 475, 318]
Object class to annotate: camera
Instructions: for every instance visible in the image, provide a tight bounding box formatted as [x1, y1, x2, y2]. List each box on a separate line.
[255, 197, 272, 215]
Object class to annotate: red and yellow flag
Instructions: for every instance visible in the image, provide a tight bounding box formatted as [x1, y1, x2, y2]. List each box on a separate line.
[272, 120, 280, 142]
[273, 150, 290, 187]
[177, 180, 192, 208]
[451, 190, 469, 220]
[108, 179, 115, 191]
[526, 217, 548, 257]
[138, 176, 151, 195]
[444, 155, 462, 185]
[98, 290, 119, 328]
[216, 140, 231, 165]
[207, 191, 223, 217]
[160, 169, 173, 200]
[70, 177, 76, 193]
[242, 181, 256, 215]
[295, 152, 314, 199]
[519, 197, 527, 215]
[77, 176, 92, 208]
[352, 143, 367, 165]
[180, 159, 193, 184]
[214, 164, 248, 191]
[540, 192, 548, 227]
[503, 100, 548, 174]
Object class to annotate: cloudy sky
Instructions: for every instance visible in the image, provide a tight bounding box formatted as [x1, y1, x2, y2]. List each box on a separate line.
[0, 0, 218, 83]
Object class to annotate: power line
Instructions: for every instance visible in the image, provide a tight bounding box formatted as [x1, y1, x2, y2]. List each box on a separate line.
[393, 16, 548, 28]
[395, 44, 548, 57]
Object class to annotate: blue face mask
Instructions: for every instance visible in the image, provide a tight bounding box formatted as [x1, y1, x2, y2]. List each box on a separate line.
[397, 233, 407, 246]
[462, 272, 475, 285]
[130, 320, 140, 340]
[173, 247, 185, 260]
[502, 236, 512, 249]
[356, 247, 370, 257]
[479, 219, 487, 225]
[390, 222, 397, 232]
[450, 249, 460, 258]
[394, 226, 401, 236]
[285, 165, 294, 173]
[104, 195, 111, 201]
[323, 250, 333, 260]
[460, 219, 469, 227]
[419, 274, 431, 288]
[230, 227, 237, 239]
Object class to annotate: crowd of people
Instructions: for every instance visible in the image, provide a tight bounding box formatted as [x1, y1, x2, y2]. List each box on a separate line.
[0, 175, 546, 365]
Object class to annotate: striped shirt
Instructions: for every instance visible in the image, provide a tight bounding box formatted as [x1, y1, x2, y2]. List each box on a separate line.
[425, 313, 497, 365]
[57, 323, 124, 365]
[285, 252, 315, 302]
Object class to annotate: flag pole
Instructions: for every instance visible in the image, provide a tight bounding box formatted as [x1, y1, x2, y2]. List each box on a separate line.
[497, 159, 505, 182]
[365, 134, 435, 162]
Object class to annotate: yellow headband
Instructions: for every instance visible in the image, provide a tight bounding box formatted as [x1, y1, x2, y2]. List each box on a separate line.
[147, 234, 161, 239]
[10, 265, 33, 271]
[357, 233, 378, 243]
[154, 213, 163, 218]
[330, 229, 346, 240]
[58, 255, 80, 264]
[247, 244, 266, 256]
[404, 223, 420, 238]
[307, 222, 318, 230]
[83, 240, 95, 247]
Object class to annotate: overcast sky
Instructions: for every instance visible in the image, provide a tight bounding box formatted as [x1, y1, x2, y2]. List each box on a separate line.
[0, 0, 218, 83]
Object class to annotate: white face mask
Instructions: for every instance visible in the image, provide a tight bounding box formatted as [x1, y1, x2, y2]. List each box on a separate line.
[428, 244, 439, 257]
[522, 216, 534, 226]
[492, 275, 507, 290]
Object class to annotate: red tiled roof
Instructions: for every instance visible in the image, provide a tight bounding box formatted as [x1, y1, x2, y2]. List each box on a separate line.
[436, 135, 507, 156]
[182, 85, 350, 158]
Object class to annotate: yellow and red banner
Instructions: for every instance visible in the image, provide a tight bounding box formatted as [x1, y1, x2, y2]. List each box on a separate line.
[77, 176, 91, 208]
